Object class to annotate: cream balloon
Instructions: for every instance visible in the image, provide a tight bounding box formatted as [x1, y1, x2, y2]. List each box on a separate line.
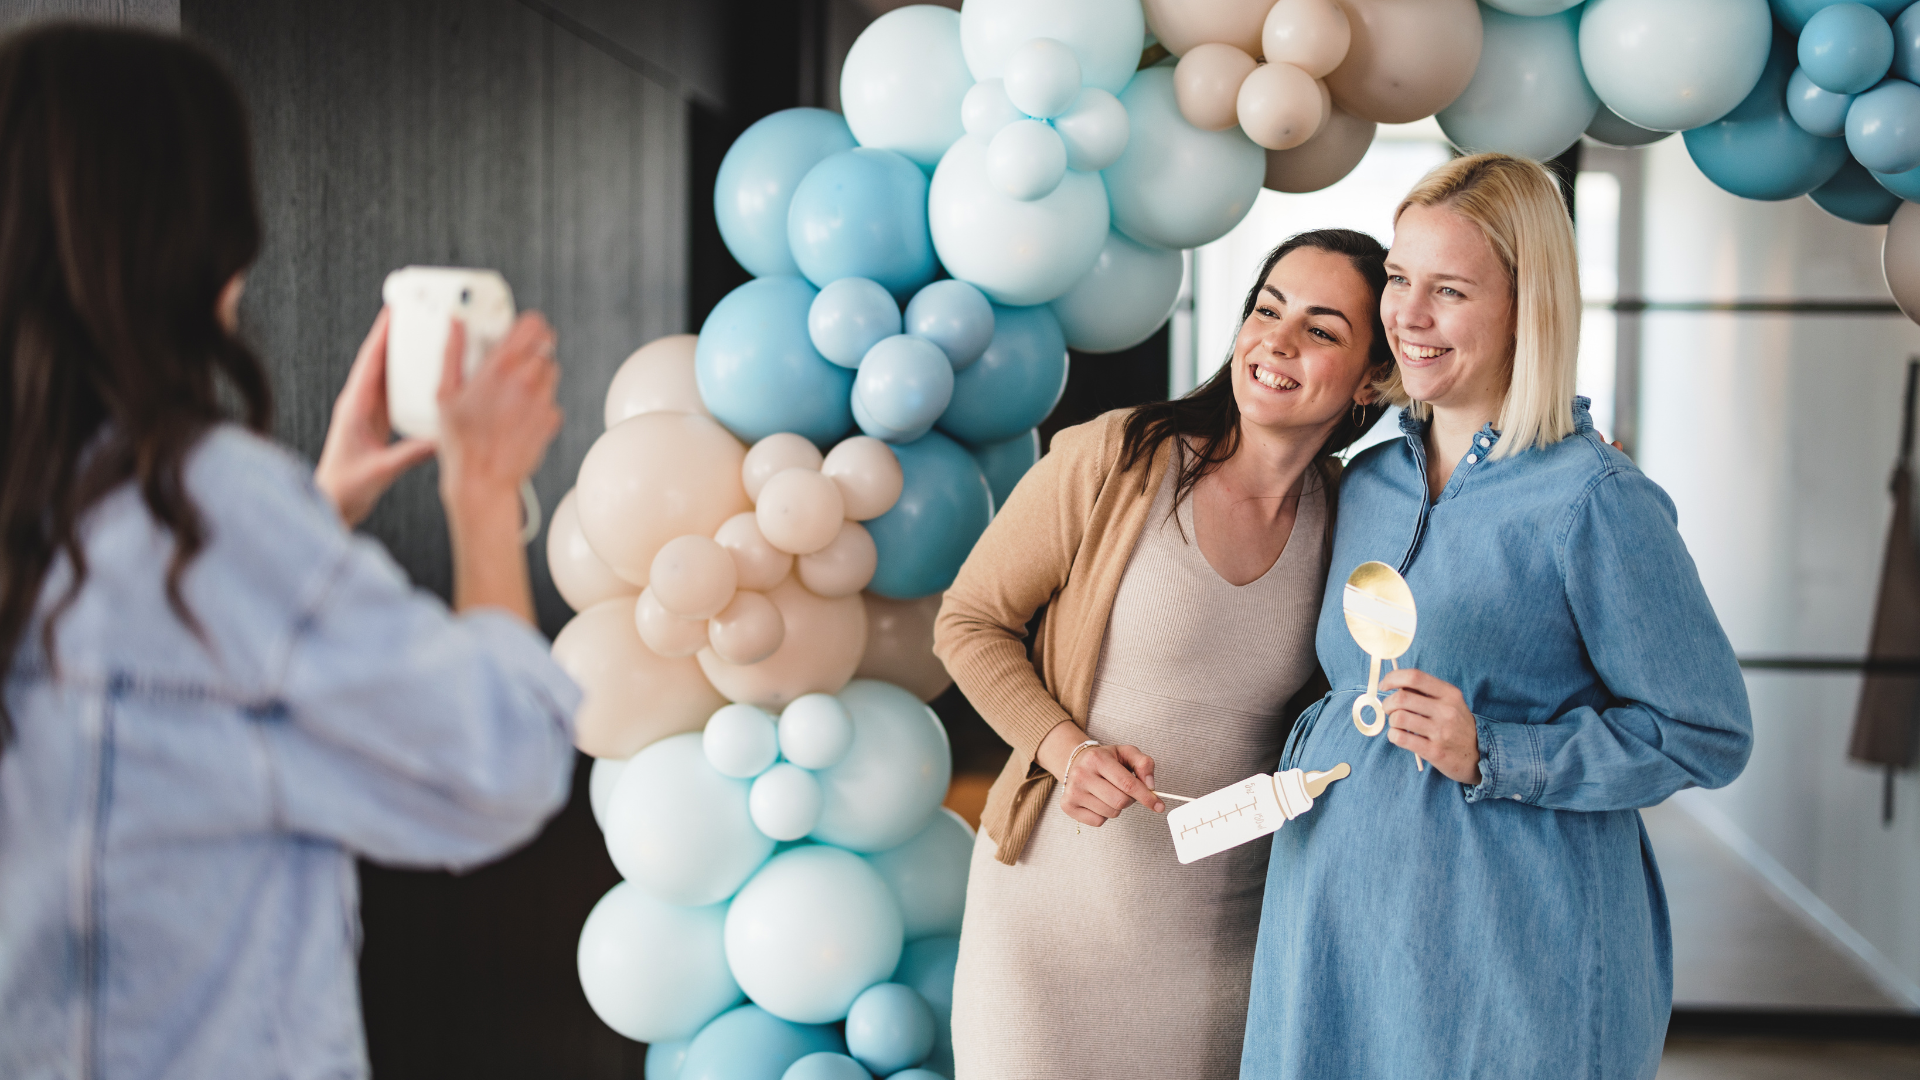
[855, 592, 952, 703]
[1173, 43, 1258, 132]
[1263, 103, 1376, 193]
[552, 597, 727, 759]
[755, 467, 847, 555]
[797, 521, 878, 599]
[1325, 0, 1483, 124]
[636, 587, 711, 658]
[742, 432, 824, 503]
[1264, 0, 1353, 79]
[697, 577, 867, 711]
[603, 334, 709, 429]
[547, 489, 637, 613]
[1885, 201, 1920, 323]
[1142, 0, 1274, 56]
[713, 511, 794, 592]
[648, 534, 739, 620]
[1238, 62, 1327, 150]
[707, 589, 786, 666]
[821, 436, 904, 521]
[575, 412, 751, 588]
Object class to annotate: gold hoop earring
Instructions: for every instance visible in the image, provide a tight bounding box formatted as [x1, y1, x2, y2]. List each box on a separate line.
[1351, 400, 1364, 428]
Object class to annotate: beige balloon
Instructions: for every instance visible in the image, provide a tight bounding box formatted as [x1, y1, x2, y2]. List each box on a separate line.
[742, 432, 825, 503]
[648, 534, 739, 619]
[1263, 0, 1352, 79]
[1173, 43, 1258, 132]
[821, 436, 904, 521]
[635, 587, 711, 658]
[697, 576, 867, 711]
[856, 592, 953, 703]
[797, 521, 878, 599]
[1238, 62, 1326, 150]
[574, 411, 750, 588]
[755, 467, 846, 555]
[1143, 0, 1274, 56]
[552, 596, 726, 759]
[707, 589, 786, 666]
[1325, 0, 1482, 125]
[1886, 201, 1920, 323]
[1263, 103, 1376, 193]
[603, 334, 709, 429]
[546, 488, 637, 613]
[714, 511, 795, 593]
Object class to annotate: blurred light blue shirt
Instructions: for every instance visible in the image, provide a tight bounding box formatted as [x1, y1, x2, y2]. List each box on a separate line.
[0, 426, 581, 1080]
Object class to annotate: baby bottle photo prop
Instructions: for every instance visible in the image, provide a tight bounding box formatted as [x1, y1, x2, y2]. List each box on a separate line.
[1164, 763, 1350, 865]
[1343, 560, 1420, 768]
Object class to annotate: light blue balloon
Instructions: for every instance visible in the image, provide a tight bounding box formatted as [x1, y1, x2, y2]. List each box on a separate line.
[840, 6, 971, 170]
[865, 432, 995, 599]
[647, 1040, 690, 1080]
[1788, 65, 1855, 136]
[1895, 2, 1920, 82]
[1103, 66, 1264, 250]
[892, 937, 959, 1078]
[705, 703, 781, 779]
[927, 133, 1110, 306]
[779, 692, 856, 770]
[577, 882, 742, 1044]
[1484, 0, 1582, 10]
[783, 1053, 873, 1080]
[679, 1004, 847, 1080]
[905, 280, 996, 369]
[985, 118, 1068, 200]
[968, 429, 1040, 512]
[866, 808, 973, 941]
[1811, 155, 1905, 221]
[588, 755, 627, 830]
[854, 335, 956, 443]
[725, 845, 906, 1023]
[1773, 0, 1910, 34]
[888, 1072, 947, 1080]
[853, 392, 913, 444]
[788, 148, 938, 302]
[813, 680, 955, 852]
[1847, 77, 1920, 172]
[1580, 0, 1773, 132]
[602, 733, 774, 906]
[1437, 6, 1598, 160]
[1871, 159, 1920, 198]
[716, 109, 858, 278]
[846, 984, 938, 1076]
[810, 278, 901, 369]
[1049, 228, 1182, 354]
[958, 0, 1145, 95]
[937, 304, 1068, 446]
[1800, 2, 1896, 94]
[697, 277, 855, 448]
[749, 763, 824, 842]
[1585, 103, 1671, 147]
[1686, 32, 1850, 199]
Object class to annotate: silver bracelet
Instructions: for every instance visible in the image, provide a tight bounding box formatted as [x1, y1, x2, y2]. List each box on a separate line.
[1063, 739, 1099, 783]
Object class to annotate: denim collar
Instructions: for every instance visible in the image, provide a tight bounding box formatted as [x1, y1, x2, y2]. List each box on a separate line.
[1395, 396, 1594, 442]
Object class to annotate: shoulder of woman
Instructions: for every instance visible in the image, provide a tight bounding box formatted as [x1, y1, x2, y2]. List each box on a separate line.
[185, 425, 355, 575]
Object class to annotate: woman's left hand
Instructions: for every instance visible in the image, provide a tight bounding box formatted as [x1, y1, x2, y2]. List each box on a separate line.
[1378, 668, 1483, 785]
[315, 307, 436, 526]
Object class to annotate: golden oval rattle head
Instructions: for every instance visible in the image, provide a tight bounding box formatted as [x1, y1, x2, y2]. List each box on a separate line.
[1343, 561, 1416, 660]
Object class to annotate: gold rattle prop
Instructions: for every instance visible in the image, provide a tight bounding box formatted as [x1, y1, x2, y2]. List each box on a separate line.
[1342, 561, 1422, 770]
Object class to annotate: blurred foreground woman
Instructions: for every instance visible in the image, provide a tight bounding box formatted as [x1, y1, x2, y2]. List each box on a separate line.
[0, 26, 578, 1079]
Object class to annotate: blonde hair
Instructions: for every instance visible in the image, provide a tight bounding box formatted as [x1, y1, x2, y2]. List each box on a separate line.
[1377, 153, 1580, 459]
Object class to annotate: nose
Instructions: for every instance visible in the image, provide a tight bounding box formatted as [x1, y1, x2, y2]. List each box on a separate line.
[1259, 314, 1301, 356]
[1390, 290, 1434, 332]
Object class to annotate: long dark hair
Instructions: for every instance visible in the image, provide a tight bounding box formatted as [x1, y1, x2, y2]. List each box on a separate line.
[0, 25, 270, 745]
[1119, 228, 1395, 509]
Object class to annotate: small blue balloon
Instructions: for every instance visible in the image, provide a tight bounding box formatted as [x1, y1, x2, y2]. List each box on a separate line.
[1800, 2, 1897, 94]
[865, 434, 994, 599]
[887, 1072, 946, 1080]
[936, 304, 1068, 446]
[1811, 155, 1905, 221]
[892, 937, 958, 1077]
[1847, 78, 1920, 173]
[679, 1005, 847, 1080]
[1773, 0, 1909, 34]
[789, 148, 938, 301]
[782, 1053, 872, 1080]
[852, 391, 912, 444]
[716, 109, 857, 279]
[968, 429, 1040, 512]
[1788, 65, 1855, 136]
[697, 277, 855, 448]
[647, 1040, 691, 1080]
[1686, 32, 1850, 199]
[846, 984, 937, 1076]
[904, 280, 996, 370]
[854, 336, 955, 444]
[810, 278, 901, 369]
[1895, 1, 1920, 81]
[1871, 159, 1920, 198]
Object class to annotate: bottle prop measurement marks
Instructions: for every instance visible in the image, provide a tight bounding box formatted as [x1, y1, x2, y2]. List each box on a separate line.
[1166, 763, 1349, 864]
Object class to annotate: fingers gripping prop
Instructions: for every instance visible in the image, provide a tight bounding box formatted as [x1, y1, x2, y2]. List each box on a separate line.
[1342, 560, 1421, 769]
[1164, 763, 1349, 865]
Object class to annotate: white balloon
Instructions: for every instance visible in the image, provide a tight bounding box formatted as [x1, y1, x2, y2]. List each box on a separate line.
[1578, 0, 1772, 133]
[1437, 6, 1598, 161]
[577, 882, 742, 1044]
[928, 134, 1110, 306]
[960, 78, 1025, 139]
[960, 0, 1147, 95]
[602, 733, 773, 906]
[724, 846, 905, 1024]
[588, 755, 629, 831]
[1049, 228, 1185, 353]
[1104, 65, 1266, 250]
[1003, 37, 1083, 119]
[1053, 87, 1131, 171]
[779, 693, 856, 770]
[987, 119, 1069, 200]
[841, 6, 972, 169]
[703, 702, 781, 779]
[748, 763, 824, 841]
[865, 809, 975, 941]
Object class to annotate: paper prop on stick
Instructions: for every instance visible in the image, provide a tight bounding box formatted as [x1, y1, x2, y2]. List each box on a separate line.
[1344, 559, 1420, 768]
[1166, 763, 1349, 865]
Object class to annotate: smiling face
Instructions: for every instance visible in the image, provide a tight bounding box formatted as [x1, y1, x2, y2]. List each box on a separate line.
[1382, 201, 1517, 417]
[1229, 245, 1380, 442]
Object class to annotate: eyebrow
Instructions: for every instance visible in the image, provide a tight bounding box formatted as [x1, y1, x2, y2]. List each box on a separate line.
[1264, 284, 1353, 327]
[1383, 262, 1479, 287]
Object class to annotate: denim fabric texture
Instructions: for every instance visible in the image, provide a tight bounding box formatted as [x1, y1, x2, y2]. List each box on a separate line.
[0, 427, 581, 1080]
[1241, 400, 1752, 1080]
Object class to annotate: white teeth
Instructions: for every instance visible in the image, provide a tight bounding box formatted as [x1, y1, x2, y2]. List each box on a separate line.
[1253, 366, 1299, 391]
[1405, 345, 1447, 359]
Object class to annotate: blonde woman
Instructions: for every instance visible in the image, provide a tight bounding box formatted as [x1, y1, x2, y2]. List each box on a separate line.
[1240, 155, 1753, 1080]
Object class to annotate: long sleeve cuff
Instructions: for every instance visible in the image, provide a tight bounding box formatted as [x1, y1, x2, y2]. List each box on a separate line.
[1462, 714, 1542, 805]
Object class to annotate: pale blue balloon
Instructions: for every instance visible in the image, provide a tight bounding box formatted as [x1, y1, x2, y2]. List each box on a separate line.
[725, 845, 906, 1023]
[968, 429, 1040, 512]
[810, 278, 901, 369]
[679, 1005, 846, 1080]
[1788, 65, 1856, 136]
[1579, 0, 1773, 132]
[602, 733, 774, 906]
[1004, 37, 1083, 119]
[986, 118, 1068, 201]
[697, 277, 855, 448]
[779, 692, 856, 769]
[1686, 33, 1850, 199]
[1800, 2, 1896, 94]
[1104, 66, 1264, 250]
[866, 808, 974, 941]
[1811, 155, 1905, 221]
[840, 6, 971, 170]
[959, 0, 1145, 95]
[905, 280, 995, 369]
[1847, 78, 1920, 172]
[783, 1053, 873, 1080]
[854, 335, 956, 444]
[812, 680, 954, 851]
[1773, 0, 1910, 34]
[865, 433, 994, 598]
[1437, 6, 1598, 161]
[577, 882, 742, 1044]
[1895, 2, 1920, 82]
[852, 392, 913, 444]
[749, 763, 824, 842]
[1585, 103, 1671, 147]
[647, 1040, 690, 1080]
[937, 304, 1068, 446]
[1053, 86, 1131, 171]
[928, 134, 1110, 306]
[789, 149, 938, 301]
[892, 937, 959, 1077]
[1049, 228, 1182, 354]
[716, 109, 857, 278]
[846, 984, 937, 1076]
[705, 703, 781, 779]
[1484, 0, 1582, 10]
[588, 755, 628, 831]
[888, 1072, 947, 1080]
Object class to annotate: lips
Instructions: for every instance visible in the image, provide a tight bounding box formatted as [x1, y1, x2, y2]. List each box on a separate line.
[1251, 363, 1300, 391]
[1400, 343, 1451, 365]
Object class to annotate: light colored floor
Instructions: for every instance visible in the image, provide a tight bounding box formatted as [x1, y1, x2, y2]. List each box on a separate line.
[1658, 1038, 1920, 1079]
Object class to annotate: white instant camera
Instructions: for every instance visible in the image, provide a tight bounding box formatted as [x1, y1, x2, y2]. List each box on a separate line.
[381, 266, 516, 440]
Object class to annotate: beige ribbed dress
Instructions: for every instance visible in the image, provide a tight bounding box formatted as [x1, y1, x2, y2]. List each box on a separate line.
[950, 457, 1326, 1080]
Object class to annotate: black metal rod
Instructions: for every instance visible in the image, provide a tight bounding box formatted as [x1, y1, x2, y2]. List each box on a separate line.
[1738, 656, 1920, 672]
[1590, 299, 1906, 315]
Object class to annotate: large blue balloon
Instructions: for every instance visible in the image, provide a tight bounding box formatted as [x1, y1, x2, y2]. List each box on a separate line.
[1788, 65, 1856, 136]
[1686, 32, 1850, 199]
[1811, 156, 1904, 221]
[1847, 78, 1920, 173]
[576, 882, 742, 1044]
[679, 1005, 846, 1080]
[1896, 2, 1920, 82]
[1049, 229, 1183, 355]
[936, 304, 1068, 446]
[1800, 2, 1896, 94]
[697, 277, 855, 448]
[866, 432, 994, 599]
[1580, 0, 1773, 132]
[865, 808, 973, 941]
[647, 1041, 690, 1080]
[788, 148, 938, 301]
[813, 680, 954, 853]
[1773, 0, 1909, 34]
[968, 429, 1040, 512]
[725, 845, 906, 1023]
[892, 937, 960, 1078]
[716, 109, 857, 279]
[1436, 6, 1599, 160]
[1103, 66, 1264, 250]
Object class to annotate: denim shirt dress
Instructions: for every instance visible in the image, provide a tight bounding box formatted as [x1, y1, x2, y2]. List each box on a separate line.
[0, 427, 581, 1080]
[1241, 400, 1752, 1080]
